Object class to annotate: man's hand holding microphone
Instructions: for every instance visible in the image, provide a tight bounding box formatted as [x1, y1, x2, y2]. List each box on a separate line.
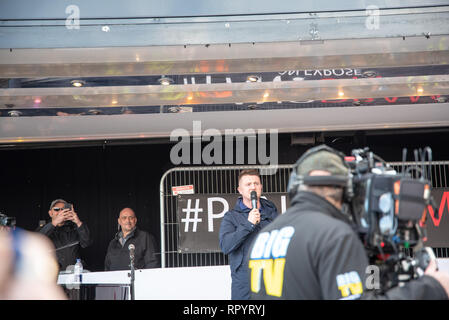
[248, 191, 261, 225]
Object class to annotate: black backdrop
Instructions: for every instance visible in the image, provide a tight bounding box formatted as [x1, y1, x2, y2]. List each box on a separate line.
[1, 130, 448, 271]
[0, 143, 174, 271]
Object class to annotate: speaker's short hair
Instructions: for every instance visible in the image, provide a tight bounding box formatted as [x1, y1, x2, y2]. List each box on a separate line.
[238, 169, 261, 184]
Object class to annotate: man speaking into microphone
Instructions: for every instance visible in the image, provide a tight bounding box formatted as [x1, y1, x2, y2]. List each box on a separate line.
[219, 169, 279, 300]
[104, 208, 159, 271]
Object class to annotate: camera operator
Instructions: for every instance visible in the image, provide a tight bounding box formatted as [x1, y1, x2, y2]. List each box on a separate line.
[0, 213, 16, 231]
[249, 145, 449, 299]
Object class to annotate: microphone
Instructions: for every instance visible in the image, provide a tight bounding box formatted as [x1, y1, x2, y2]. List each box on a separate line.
[53, 241, 80, 252]
[250, 191, 260, 224]
[128, 244, 136, 299]
[128, 244, 135, 260]
[250, 191, 258, 209]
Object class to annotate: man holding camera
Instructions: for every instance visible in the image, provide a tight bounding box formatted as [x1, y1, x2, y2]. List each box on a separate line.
[38, 199, 92, 271]
[249, 145, 449, 299]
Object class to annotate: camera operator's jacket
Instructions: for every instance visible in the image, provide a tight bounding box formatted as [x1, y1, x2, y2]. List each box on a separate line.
[249, 191, 448, 300]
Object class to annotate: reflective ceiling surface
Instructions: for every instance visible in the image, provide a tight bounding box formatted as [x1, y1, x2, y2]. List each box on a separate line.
[0, 1, 448, 145]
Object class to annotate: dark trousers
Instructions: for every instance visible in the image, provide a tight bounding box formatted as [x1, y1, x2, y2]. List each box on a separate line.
[231, 267, 250, 300]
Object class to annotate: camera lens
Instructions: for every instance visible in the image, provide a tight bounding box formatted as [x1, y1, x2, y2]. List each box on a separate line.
[378, 193, 392, 214]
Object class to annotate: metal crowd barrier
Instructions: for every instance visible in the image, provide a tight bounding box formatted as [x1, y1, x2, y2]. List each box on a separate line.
[160, 161, 449, 267]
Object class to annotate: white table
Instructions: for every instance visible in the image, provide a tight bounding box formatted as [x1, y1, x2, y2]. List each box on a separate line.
[57, 265, 231, 300]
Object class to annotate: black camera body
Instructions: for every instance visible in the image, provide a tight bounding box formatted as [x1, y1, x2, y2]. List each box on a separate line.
[350, 172, 429, 253]
[0, 213, 16, 228]
[345, 147, 435, 292]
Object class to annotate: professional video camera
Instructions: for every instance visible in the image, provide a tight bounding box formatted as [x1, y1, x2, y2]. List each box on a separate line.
[344, 147, 437, 293]
[0, 212, 16, 229]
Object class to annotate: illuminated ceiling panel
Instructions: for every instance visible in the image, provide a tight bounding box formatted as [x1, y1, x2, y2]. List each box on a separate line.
[0, 2, 448, 145]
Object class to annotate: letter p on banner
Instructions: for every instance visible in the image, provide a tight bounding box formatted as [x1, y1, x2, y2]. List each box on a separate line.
[207, 197, 229, 232]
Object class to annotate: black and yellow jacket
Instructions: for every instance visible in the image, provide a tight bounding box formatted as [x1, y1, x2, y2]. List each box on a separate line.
[249, 191, 448, 300]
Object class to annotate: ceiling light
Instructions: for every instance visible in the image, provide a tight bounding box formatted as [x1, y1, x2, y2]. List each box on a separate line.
[71, 80, 85, 87]
[121, 107, 133, 114]
[417, 87, 424, 94]
[34, 98, 41, 104]
[158, 77, 174, 86]
[8, 110, 22, 117]
[168, 106, 181, 113]
[362, 70, 377, 78]
[263, 92, 270, 98]
[338, 91, 345, 97]
[87, 109, 103, 115]
[247, 75, 260, 82]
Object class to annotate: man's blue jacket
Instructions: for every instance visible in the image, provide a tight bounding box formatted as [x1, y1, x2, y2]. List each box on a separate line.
[219, 197, 279, 299]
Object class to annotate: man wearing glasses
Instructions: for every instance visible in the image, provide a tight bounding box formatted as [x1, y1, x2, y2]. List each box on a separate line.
[38, 199, 92, 271]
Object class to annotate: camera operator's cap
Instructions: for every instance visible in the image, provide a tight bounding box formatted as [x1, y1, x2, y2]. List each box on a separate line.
[49, 199, 68, 210]
[296, 146, 349, 187]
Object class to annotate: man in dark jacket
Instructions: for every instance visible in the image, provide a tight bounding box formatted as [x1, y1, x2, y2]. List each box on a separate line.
[105, 207, 159, 271]
[249, 145, 449, 299]
[38, 199, 92, 271]
[219, 169, 279, 300]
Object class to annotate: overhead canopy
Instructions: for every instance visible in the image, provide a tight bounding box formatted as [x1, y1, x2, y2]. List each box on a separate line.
[0, 1, 448, 145]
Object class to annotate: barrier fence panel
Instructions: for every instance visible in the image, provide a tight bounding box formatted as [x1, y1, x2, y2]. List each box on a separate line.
[159, 165, 292, 268]
[387, 161, 449, 258]
[160, 161, 449, 268]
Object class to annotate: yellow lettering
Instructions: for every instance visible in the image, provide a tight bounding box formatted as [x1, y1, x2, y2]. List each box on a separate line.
[338, 282, 363, 297]
[263, 258, 286, 297]
[249, 260, 264, 293]
[249, 258, 286, 297]
[338, 285, 351, 297]
[349, 282, 363, 295]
